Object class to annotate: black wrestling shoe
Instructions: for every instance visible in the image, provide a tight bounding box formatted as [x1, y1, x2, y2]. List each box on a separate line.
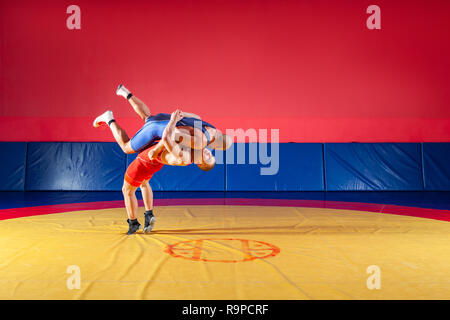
[126, 219, 142, 235]
[143, 213, 156, 233]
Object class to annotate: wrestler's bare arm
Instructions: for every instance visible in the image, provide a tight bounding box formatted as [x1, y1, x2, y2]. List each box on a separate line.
[162, 111, 186, 153]
[147, 140, 166, 159]
[181, 111, 201, 120]
[160, 150, 189, 166]
[145, 139, 182, 165]
[148, 110, 193, 166]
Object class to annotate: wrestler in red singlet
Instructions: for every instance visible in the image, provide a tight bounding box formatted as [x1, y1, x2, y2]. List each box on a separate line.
[124, 143, 164, 187]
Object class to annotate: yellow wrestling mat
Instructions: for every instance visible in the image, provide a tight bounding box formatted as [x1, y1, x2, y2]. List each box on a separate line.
[0, 205, 449, 299]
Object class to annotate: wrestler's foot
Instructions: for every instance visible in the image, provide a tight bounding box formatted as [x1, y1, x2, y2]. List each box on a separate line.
[126, 219, 142, 235]
[116, 84, 132, 100]
[93, 110, 114, 128]
[143, 212, 156, 233]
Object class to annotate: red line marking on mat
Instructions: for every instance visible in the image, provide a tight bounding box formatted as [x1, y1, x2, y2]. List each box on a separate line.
[165, 238, 280, 263]
[0, 198, 449, 222]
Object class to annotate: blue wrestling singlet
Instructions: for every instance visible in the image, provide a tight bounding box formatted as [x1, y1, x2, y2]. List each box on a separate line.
[130, 113, 216, 152]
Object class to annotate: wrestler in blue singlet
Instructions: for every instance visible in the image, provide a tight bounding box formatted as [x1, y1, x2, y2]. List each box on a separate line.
[130, 113, 216, 153]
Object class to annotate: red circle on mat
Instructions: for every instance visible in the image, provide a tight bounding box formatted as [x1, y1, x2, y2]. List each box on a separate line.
[165, 238, 280, 263]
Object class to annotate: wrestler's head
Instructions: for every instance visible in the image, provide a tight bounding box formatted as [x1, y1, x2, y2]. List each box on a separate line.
[197, 148, 216, 171]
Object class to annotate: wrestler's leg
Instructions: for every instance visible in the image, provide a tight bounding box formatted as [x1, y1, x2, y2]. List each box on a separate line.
[116, 85, 151, 122]
[122, 181, 139, 220]
[93, 110, 135, 154]
[122, 180, 142, 234]
[129, 96, 151, 122]
[109, 121, 135, 154]
[140, 180, 153, 211]
[140, 180, 157, 233]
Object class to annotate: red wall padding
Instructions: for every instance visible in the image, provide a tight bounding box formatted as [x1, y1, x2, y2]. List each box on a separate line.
[1, 0, 449, 142]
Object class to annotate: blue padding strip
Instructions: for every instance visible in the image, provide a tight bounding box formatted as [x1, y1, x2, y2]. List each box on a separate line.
[1, 142, 448, 192]
[26, 142, 126, 191]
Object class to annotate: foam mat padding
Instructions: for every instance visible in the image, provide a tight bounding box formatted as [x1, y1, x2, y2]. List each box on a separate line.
[423, 143, 450, 190]
[0, 142, 27, 191]
[324, 143, 423, 191]
[26, 142, 126, 191]
[226, 143, 324, 191]
[0, 205, 449, 299]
